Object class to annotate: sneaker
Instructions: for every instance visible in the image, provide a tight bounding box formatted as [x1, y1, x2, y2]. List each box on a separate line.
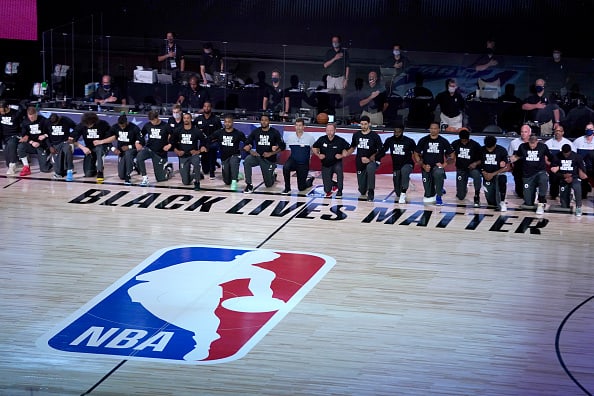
[575, 207, 582, 217]
[140, 176, 149, 187]
[238, 172, 244, 181]
[230, 180, 238, 191]
[499, 202, 507, 212]
[536, 203, 545, 215]
[124, 179, 132, 186]
[398, 193, 406, 204]
[6, 163, 16, 175]
[281, 188, 291, 195]
[243, 184, 254, 194]
[423, 195, 436, 204]
[325, 191, 333, 198]
[332, 184, 338, 192]
[306, 176, 315, 188]
[65, 169, 74, 182]
[165, 163, 174, 180]
[367, 189, 374, 202]
[52, 173, 63, 179]
[194, 182, 201, 191]
[436, 195, 443, 206]
[200, 172, 205, 180]
[336, 190, 343, 199]
[358, 195, 367, 201]
[442, 188, 447, 195]
[473, 195, 480, 207]
[19, 165, 31, 176]
[209, 174, 215, 180]
[96, 171, 104, 184]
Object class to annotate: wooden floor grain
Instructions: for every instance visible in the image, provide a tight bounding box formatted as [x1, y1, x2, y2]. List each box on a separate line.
[0, 157, 593, 396]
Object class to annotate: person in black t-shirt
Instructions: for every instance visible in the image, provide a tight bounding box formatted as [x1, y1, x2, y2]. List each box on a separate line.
[435, 78, 466, 131]
[381, 124, 416, 203]
[71, 111, 115, 182]
[312, 122, 350, 198]
[210, 115, 247, 190]
[480, 135, 510, 211]
[157, 31, 185, 80]
[176, 76, 209, 112]
[171, 113, 208, 190]
[194, 101, 222, 180]
[94, 74, 124, 106]
[109, 114, 143, 185]
[47, 113, 76, 180]
[521, 78, 561, 137]
[17, 107, 52, 176]
[323, 35, 350, 91]
[263, 70, 288, 117]
[137, 110, 174, 186]
[552, 144, 587, 216]
[451, 128, 482, 206]
[200, 42, 223, 85]
[1, 100, 25, 174]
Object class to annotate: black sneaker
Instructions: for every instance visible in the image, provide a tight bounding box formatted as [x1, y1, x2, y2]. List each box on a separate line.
[244, 184, 254, 194]
[194, 182, 201, 191]
[336, 190, 343, 198]
[474, 195, 480, 207]
[306, 176, 314, 188]
[281, 188, 291, 195]
[367, 189, 374, 202]
[124, 179, 132, 186]
[96, 171, 104, 184]
[165, 163, 174, 180]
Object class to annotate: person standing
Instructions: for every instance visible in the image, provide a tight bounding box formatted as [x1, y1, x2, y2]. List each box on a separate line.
[210, 115, 247, 190]
[243, 114, 285, 193]
[109, 114, 143, 185]
[137, 110, 174, 186]
[70, 111, 115, 183]
[194, 101, 222, 180]
[17, 107, 53, 176]
[47, 113, 76, 181]
[281, 118, 316, 194]
[572, 122, 594, 199]
[200, 42, 223, 85]
[359, 71, 387, 126]
[435, 78, 466, 131]
[312, 123, 350, 198]
[262, 70, 289, 117]
[451, 128, 482, 206]
[380, 123, 417, 204]
[345, 115, 383, 201]
[171, 113, 208, 190]
[480, 135, 510, 212]
[157, 31, 185, 80]
[323, 35, 350, 91]
[414, 122, 455, 206]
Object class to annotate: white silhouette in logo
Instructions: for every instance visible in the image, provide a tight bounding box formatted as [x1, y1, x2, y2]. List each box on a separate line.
[127, 250, 285, 361]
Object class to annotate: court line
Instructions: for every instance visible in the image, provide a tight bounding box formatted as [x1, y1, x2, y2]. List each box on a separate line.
[555, 295, 594, 396]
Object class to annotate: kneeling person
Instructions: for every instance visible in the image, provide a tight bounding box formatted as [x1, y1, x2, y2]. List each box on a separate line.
[480, 135, 510, 211]
[171, 113, 208, 190]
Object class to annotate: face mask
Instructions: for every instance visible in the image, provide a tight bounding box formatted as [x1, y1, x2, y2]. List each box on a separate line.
[535, 86, 544, 93]
[332, 42, 340, 48]
[393, 50, 400, 57]
[586, 129, 594, 136]
[271, 77, 279, 84]
[173, 113, 181, 120]
[553, 53, 561, 61]
[103, 84, 110, 90]
[448, 86, 456, 93]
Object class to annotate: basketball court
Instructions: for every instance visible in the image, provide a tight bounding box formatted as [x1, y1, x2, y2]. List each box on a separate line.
[1, 155, 593, 395]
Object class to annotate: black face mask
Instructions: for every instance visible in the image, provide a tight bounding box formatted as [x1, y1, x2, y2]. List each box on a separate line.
[535, 86, 544, 93]
[103, 84, 111, 90]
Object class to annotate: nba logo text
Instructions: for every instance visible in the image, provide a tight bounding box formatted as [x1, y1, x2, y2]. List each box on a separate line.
[38, 245, 336, 365]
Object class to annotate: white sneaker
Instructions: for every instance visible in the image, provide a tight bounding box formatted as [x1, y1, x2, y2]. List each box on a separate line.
[6, 163, 16, 175]
[575, 207, 582, 217]
[398, 193, 406, 204]
[499, 202, 507, 212]
[423, 195, 436, 204]
[140, 176, 149, 187]
[536, 203, 545, 215]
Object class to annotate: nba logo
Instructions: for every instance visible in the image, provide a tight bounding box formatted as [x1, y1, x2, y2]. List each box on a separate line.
[38, 245, 335, 365]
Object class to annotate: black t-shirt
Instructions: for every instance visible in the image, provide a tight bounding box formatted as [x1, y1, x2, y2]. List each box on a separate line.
[451, 139, 482, 170]
[48, 116, 76, 146]
[350, 130, 383, 171]
[170, 126, 207, 157]
[94, 85, 121, 103]
[110, 122, 143, 150]
[211, 128, 247, 160]
[312, 135, 350, 167]
[553, 151, 586, 177]
[382, 134, 416, 169]
[140, 120, 172, 155]
[160, 42, 184, 71]
[22, 115, 50, 145]
[480, 144, 508, 173]
[523, 94, 553, 123]
[264, 85, 285, 111]
[200, 51, 221, 75]
[167, 117, 184, 134]
[415, 134, 454, 167]
[516, 142, 555, 177]
[179, 87, 209, 110]
[0, 108, 24, 138]
[245, 127, 284, 162]
[72, 119, 113, 148]
[435, 91, 465, 118]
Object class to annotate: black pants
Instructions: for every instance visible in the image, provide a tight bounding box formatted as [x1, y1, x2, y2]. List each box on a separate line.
[283, 157, 310, 191]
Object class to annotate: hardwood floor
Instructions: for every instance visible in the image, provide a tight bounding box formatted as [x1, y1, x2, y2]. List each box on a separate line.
[1, 156, 593, 395]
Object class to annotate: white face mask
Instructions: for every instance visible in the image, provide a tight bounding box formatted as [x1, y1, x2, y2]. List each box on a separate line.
[173, 113, 181, 120]
[393, 50, 400, 57]
[448, 86, 457, 93]
[332, 42, 340, 49]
